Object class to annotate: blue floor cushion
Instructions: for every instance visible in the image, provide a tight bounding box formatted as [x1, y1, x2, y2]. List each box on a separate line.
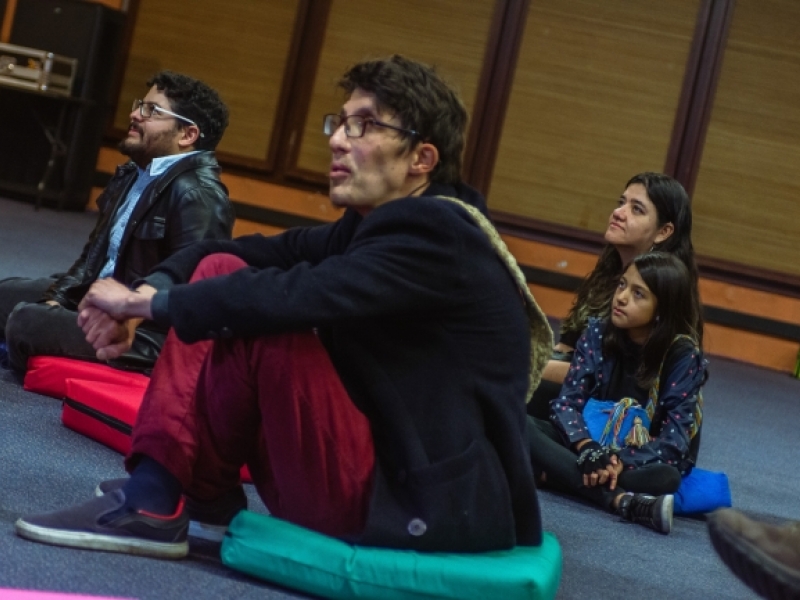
[674, 467, 732, 515]
[221, 510, 562, 600]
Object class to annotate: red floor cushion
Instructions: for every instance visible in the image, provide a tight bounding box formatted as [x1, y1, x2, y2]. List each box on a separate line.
[25, 356, 149, 399]
[62, 379, 143, 455]
[61, 376, 253, 482]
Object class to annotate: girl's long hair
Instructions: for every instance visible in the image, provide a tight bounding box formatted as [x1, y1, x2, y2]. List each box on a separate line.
[603, 252, 700, 389]
[561, 172, 704, 346]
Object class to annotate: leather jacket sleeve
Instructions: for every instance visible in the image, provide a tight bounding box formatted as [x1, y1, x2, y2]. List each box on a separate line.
[41, 225, 100, 308]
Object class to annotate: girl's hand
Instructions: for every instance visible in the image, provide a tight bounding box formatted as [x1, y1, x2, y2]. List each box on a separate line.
[584, 463, 620, 488]
[577, 442, 618, 487]
[604, 455, 624, 490]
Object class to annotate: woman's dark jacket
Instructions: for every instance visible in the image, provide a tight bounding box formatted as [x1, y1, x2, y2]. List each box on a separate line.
[144, 182, 543, 553]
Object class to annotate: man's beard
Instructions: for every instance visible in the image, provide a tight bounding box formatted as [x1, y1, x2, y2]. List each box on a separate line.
[118, 137, 141, 160]
[118, 123, 146, 163]
[118, 123, 176, 166]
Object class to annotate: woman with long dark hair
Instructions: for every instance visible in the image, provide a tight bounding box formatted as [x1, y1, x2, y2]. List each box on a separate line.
[528, 172, 703, 419]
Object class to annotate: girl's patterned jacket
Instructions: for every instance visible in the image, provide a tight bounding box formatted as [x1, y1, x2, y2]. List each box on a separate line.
[550, 318, 706, 474]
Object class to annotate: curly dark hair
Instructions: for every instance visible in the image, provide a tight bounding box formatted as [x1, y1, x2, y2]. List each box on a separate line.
[560, 172, 703, 346]
[338, 55, 467, 185]
[147, 71, 229, 151]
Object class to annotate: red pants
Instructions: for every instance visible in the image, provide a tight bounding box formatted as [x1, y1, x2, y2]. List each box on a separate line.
[128, 254, 375, 537]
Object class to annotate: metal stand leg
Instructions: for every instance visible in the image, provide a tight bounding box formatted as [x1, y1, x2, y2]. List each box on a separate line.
[33, 102, 68, 211]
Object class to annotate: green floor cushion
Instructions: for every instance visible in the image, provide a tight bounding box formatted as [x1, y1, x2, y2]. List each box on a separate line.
[221, 510, 562, 600]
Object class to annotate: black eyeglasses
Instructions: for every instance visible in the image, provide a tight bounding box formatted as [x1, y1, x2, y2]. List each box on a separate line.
[323, 114, 418, 139]
[132, 99, 203, 137]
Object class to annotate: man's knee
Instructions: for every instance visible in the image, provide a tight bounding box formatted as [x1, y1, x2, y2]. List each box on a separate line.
[6, 302, 40, 338]
[190, 253, 248, 283]
[0, 277, 52, 336]
[5, 302, 42, 371]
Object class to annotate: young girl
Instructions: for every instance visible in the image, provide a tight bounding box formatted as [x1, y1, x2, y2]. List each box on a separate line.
[528, 252, 707, 534]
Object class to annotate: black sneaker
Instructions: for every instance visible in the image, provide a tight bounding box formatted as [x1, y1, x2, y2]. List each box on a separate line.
[616, 493, 673, 534]
[15, 489, 188, 559]
[96, 477, 247, 542]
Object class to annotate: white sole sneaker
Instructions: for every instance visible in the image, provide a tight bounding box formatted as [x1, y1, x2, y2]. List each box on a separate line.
[16, 518, 188, 559]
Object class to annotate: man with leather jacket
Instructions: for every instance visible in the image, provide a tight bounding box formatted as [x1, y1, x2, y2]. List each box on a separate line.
[0, 70, 234, 373]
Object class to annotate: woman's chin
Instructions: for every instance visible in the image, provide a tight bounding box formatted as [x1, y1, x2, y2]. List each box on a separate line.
[603, 229, 619, 245]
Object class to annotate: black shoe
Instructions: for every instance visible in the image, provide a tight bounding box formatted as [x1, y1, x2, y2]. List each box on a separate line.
[96, 477, 247, 542]
[708, 508, 800, 600]
[616, 493, 673, 534]
[15, 489, 188, 559]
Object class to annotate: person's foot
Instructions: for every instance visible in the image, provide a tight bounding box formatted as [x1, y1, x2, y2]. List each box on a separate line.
[96, 478, 247, 542]
[15, 488, 189, 559]
[615, 493, 673, 534]
[708, 508, 800, 600]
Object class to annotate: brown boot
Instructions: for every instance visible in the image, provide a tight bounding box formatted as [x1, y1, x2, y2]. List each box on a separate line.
[708, 508, 800, 600]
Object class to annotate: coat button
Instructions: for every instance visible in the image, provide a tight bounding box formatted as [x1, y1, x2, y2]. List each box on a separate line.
[407, 518, 427, 537]
[220, 327, 233, 338]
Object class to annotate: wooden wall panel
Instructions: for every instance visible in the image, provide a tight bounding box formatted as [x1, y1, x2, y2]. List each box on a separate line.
[489, 0, 699, 230]
[89, 0, 124, 8]
[294, 0, 495, 176]
[1, 0, 14, 42]
[113, 0, 299, 162]
[692, 0, 800, 277]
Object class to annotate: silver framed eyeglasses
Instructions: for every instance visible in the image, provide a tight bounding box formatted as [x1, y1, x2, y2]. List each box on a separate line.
[132, 99, 202, 136]
[323, 113, 418, 139]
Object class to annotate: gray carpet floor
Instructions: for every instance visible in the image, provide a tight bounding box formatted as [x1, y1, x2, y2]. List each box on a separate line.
[2, 196, 797, 599]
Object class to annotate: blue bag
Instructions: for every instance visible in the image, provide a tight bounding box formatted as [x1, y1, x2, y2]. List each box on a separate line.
[583, 397, 651, 450]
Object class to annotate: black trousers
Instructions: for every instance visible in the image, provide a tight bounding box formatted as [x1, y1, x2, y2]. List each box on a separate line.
[526, 379, 562, 420]
[0, 276, 163, 373]
[528, 416, 682, 511]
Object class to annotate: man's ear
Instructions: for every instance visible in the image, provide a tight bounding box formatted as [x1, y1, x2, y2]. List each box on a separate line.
[409, 142, 439, 176]
[178, 124, 202, 149]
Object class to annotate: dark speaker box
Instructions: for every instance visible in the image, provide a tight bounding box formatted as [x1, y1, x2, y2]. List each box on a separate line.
[0, 0, 125, 210]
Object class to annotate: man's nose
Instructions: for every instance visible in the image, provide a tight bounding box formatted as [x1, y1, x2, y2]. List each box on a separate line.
[329, 125, 349, 152]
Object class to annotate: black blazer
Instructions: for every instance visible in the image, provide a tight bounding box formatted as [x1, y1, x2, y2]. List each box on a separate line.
[147, 183, 542, 552]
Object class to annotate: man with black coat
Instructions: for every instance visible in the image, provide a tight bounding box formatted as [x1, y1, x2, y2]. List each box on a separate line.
[0, 70, 234, 373]
[15, 55, 552, 559]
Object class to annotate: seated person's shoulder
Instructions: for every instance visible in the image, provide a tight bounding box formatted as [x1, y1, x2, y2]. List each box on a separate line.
[375, 195, 476, 228]
[668, 336, 705, 367]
